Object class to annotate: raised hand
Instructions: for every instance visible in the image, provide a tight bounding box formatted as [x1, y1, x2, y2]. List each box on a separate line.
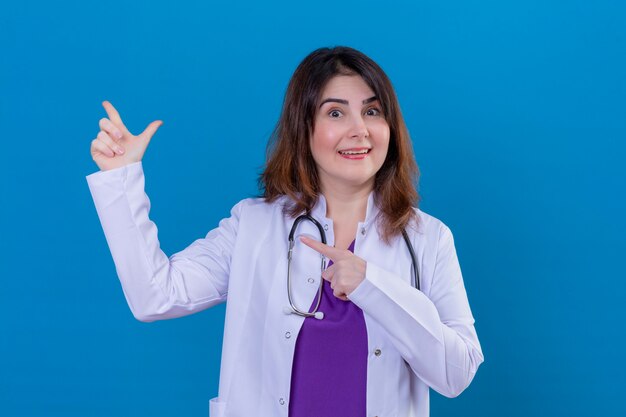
[90, 100, 163, 171]
[300, 236, 367, 301]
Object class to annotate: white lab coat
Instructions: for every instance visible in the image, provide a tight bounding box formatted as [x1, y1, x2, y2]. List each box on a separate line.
[86, 161, 484, 417]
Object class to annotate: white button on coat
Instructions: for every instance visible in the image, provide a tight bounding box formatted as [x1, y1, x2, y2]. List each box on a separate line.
[86, 161, 484, 417]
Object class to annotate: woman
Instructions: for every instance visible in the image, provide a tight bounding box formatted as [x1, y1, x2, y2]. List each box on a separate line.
[87, 46, 483, 417]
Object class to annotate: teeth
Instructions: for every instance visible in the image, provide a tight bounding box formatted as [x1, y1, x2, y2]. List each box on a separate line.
[339, 149, 369, 155]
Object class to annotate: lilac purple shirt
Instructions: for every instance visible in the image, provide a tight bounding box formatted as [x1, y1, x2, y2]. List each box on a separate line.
[288, 239, 368, 417]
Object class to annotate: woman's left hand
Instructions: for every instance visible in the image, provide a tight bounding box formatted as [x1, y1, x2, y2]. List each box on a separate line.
[300, 236, 366, 301]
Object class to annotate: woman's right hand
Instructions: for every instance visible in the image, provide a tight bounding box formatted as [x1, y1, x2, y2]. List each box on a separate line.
[90, 101, 163, 171]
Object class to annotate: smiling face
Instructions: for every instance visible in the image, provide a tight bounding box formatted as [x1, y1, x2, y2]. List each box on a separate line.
[310, 75, 390, 194]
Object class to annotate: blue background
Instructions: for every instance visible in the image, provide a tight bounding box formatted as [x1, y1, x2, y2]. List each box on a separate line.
[1, 0, 625, 416]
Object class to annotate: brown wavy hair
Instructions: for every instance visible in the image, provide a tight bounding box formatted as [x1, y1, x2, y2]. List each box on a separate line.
[259, 46, 420, 244]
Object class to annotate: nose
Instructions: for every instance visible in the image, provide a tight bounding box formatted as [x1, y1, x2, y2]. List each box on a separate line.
[349, 114, 369, 139]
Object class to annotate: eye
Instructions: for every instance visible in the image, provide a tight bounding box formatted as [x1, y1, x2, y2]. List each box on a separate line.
[365, 107, 382, 116]
[328, 109, 343, 118]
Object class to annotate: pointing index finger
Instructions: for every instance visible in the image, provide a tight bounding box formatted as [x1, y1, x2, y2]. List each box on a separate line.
[300, 236, 346, 262]
[102, 100, 125, 128]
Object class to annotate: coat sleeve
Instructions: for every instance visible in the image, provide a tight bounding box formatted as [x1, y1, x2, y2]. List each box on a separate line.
[347, 222, 484, 398]
[86, 161, 241, 322]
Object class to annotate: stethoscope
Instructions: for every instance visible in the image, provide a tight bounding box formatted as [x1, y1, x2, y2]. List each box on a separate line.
[284, 214, 420, 320]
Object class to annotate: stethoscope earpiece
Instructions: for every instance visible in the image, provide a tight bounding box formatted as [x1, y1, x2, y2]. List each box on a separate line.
[282, 305, 325, 321]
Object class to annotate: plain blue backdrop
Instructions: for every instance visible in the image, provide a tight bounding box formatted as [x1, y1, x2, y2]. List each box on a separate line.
[1, 0, 625, 416]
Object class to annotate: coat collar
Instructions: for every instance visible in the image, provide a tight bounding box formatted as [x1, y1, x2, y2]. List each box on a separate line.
[310, 190, 381, 227]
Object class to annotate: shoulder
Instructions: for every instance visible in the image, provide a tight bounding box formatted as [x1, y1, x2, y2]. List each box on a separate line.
[405, 209, 459, 267]
[231, 195, 293, 217]
[410, 207, 452, 239]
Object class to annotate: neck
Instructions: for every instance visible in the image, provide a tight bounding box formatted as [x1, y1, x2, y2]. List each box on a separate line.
[320, 180, 373, 222]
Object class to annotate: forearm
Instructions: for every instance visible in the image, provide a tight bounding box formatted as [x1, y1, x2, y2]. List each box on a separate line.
[86, 162, 226, 322]
[349, 262, 484, 397]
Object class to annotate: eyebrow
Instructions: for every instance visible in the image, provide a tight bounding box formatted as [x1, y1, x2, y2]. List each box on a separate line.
[318, 96, 379, 108]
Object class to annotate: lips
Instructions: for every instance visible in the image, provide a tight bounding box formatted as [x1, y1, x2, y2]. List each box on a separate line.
[337, 148, 371, 160]
[337, 148, 371, 155]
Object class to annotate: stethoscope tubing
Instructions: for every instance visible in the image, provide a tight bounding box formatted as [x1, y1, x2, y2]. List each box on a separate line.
[286, 214, 420, 320]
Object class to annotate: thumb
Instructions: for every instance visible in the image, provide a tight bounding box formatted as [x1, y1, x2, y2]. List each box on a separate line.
[140, 120, 163, 142]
